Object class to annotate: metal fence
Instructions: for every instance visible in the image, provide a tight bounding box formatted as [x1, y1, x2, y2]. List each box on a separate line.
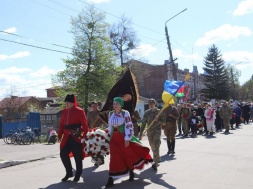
[0, 112, 41, 138]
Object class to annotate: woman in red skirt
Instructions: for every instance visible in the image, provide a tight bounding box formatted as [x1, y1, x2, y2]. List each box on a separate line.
[104, 97, 153, 188]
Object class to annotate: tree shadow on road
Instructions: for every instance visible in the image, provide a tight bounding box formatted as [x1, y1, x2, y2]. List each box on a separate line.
[160, 153, 176, 162]
[135, 167, 177, 189]
[42, 164, 176, 189]
[42, 165, 109, 189]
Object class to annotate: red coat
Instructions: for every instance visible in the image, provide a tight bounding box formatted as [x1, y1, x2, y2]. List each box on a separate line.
[58, 106, 88, 150]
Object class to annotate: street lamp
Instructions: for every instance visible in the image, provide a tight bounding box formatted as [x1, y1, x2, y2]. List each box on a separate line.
[165, 8, 187, 81]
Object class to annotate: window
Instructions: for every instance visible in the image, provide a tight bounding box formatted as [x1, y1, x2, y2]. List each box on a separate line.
[46, 115, 51, 120]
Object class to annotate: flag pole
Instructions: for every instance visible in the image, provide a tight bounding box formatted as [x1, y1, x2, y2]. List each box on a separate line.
[140, 74, 190, 139]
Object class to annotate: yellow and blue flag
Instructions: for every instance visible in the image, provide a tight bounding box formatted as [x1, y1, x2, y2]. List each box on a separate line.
[162, 80, 184, 107]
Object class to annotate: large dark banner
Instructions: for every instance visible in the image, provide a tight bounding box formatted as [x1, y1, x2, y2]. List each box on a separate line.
[99, 69, 138, 123]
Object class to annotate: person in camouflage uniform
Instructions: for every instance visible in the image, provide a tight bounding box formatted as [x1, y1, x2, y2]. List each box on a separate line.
[139, 98, 163, 171]
[220, 100, 233, 133]
[181, 103, 191, 137]
[161, 104, 180, 155]
[131, 110, 141, 137]
[87, 101, 103, 128]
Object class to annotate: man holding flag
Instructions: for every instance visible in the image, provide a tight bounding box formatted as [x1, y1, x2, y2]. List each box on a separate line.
[161, 80, 182, 154]
[139, 74, 190, 158]
[161, 103, 179, 154]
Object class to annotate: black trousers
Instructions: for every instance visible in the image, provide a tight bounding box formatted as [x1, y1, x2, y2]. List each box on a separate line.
[60, 135, 83, 177]
[244, 113, 250, 124]
[235, 116, 240, 127]
[203, 118, 207, 133]
[190, 124, 197, 135]
[215, 118, 222, 131]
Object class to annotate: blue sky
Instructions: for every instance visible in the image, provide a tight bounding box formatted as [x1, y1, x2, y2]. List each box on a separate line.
[1, 0, 253, 99]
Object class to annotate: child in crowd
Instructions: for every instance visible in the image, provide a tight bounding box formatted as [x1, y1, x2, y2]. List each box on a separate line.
[190, 111, 199, 137]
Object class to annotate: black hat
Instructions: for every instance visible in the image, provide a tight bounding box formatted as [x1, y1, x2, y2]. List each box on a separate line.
[64, 94, 75, 103]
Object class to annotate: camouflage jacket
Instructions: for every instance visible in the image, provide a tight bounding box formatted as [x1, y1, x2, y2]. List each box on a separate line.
[140, 107, 163, 135]
[220, 105, 233, 119]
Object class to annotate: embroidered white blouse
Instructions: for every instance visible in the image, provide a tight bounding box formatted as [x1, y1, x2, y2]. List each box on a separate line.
[108, 110, 134, 141]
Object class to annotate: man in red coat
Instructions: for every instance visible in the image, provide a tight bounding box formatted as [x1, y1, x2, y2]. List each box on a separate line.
[58, 94, 88, 182]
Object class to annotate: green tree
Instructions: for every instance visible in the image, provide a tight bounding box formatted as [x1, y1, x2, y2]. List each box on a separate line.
[238, 75, 253, 101]
[201, 44, 230, 100]
[225, 64, 241, 100]
[52, 7, 120, 110]
[109, 15, 139, 67]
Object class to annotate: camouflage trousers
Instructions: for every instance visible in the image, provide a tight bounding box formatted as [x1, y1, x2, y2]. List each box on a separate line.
[147, 131, 161, 166]
[133, 123, 139, 137]
[223, 118, 230, 130]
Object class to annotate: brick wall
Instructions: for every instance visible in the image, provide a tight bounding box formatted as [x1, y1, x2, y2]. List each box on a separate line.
[46, 89, 58, 97]
[128, 60, 167, 100]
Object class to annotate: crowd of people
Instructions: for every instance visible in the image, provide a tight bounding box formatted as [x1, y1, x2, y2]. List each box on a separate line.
[175, 100, 253, 137]
[57, 93, 253, 188]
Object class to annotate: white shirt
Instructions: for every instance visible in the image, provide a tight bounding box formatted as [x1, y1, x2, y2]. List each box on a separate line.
[108, 110, 134, 141]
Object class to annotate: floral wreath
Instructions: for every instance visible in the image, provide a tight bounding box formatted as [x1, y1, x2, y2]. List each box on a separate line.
[83, 128, 111, 158]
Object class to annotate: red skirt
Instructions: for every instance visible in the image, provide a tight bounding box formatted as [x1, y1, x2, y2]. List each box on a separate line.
[109, 131, 153, 178]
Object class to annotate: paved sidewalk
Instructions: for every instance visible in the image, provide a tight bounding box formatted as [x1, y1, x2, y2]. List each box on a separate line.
[0, 139, 59, 168]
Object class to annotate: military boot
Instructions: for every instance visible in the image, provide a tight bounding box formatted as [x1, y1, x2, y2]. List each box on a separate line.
[171, 140, 175, 155]
[129, 169, 135, 181]
[167, 140, 171, 154]
[105, 177, 114, 188]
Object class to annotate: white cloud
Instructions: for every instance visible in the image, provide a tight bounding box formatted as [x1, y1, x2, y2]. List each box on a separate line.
[130, 44, 156, 57]
[87, 0, 110, 3]
[223, 51, 253, 64]
[0, 66, 57, 99]
[30, 66, 57, 78]
[3, 27, 17, 34]
[233, 0, 253, 16]
[223, 51, 253, 73]
[173, 49, 202, 62]
[0, 67, 32, 74]
[0, 51, 31, 61]
[195, 24, 252, 46]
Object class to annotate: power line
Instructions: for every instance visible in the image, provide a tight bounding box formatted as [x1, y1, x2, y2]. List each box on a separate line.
[6, 0, 188, 62]
[0, 82, 53, 91]
[47, 0, 79, 13]
[0, 38, 73, 55]
[77, 0, 164, 36]
[31, 0, 72, 17]
[0, 30, 72, 50]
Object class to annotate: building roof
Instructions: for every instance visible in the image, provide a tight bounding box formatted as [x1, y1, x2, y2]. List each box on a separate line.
[40, 106, 62, 115]
[36, 97, 58, 102]
[45, 86, 61, 90]
[0, 96, 38, 108]
[138, 95, 149, 103]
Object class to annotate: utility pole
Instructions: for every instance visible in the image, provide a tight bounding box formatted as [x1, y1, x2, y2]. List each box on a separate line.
[165, 8, 187, 81]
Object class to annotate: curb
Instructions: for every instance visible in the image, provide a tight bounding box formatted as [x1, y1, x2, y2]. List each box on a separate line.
[0, 160, 28, 169]
[0, 154, 59, 169]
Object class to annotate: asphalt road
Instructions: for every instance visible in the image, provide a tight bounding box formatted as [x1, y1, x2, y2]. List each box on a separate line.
[1, 122, 253, 189]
